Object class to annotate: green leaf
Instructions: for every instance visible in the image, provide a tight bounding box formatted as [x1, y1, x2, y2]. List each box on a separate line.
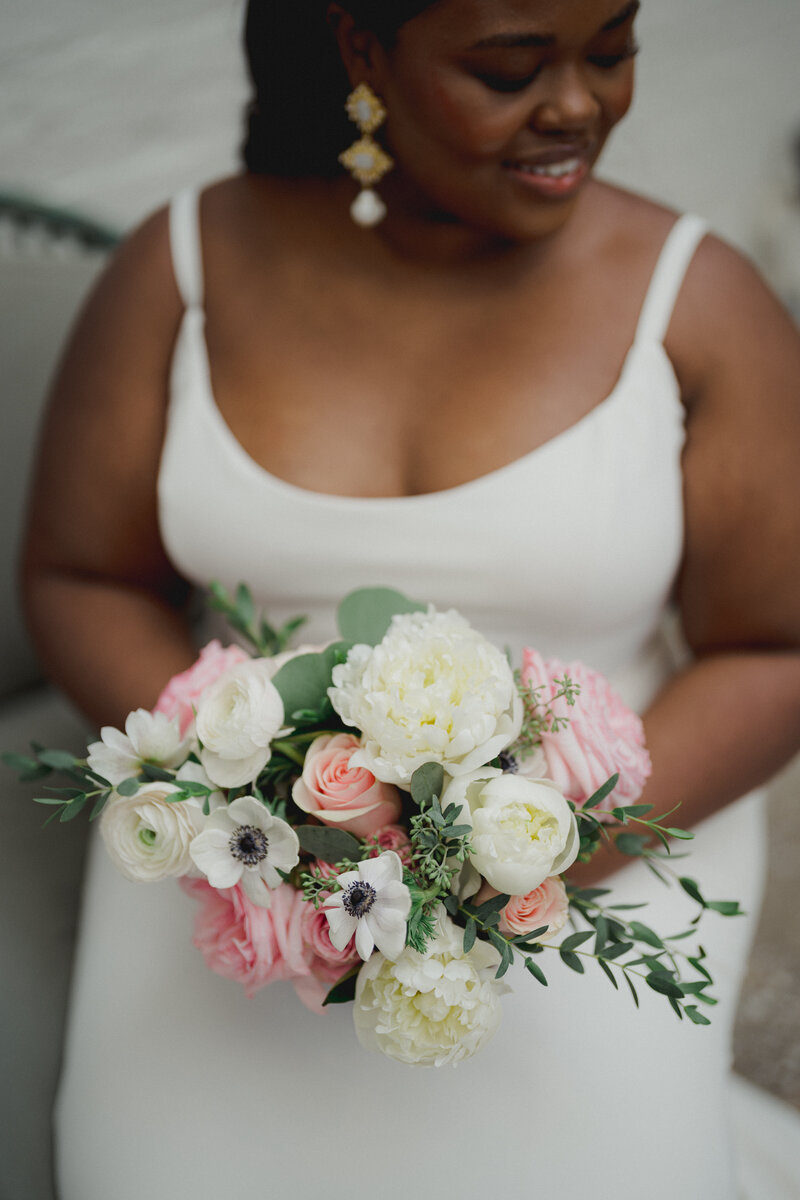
[525, 957, 548, 986]
[235, 583, 255, 628]
[295, 825, 362, 863]
[685, 1005, 712, 1026]
[597, 957, 619, 989]
[32, 796, 67, 806]
[139, 763, 174, 783]
[581, 774, 619, 811]
[463, 917, 477, 954]
[336, 587, 425, 646]
[645, 972, 685, 999]
[90, 791, 110, 819]
[271, 642, 352, 728]
[2, 751, 39, 774]
[59, 796, 87, 822]
[664, 827, 694, 840]
[172, 780, 212, 797]
[705, 900, 743, 917]
[495, 943, 514, 979]
[116, 777, 142, 796]
[615, 833, 649, 857]
[559, 930, 595, 953]
[37, 749, 79, 770]
[512, 926, 550, 947]
[623, 972, 640, 1008]
[559, 949, 585, 973]
[410, 762, 445, 809]
[442, 894, 459, 916]
[610, 803, 653, 821]
[593, 915, 609, 955]
[628, 921, 664, 949]
[679, 876, 706, 906]
[601, 941, 633, 960]
[469, 892, 511, 920]
[322, 967, 360, 1006]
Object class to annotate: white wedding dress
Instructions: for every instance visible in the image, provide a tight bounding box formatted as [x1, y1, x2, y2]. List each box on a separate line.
[56, 189, 771, 1198]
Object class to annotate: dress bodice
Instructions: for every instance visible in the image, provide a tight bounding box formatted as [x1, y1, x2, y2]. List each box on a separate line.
[158, 188, 707, 711]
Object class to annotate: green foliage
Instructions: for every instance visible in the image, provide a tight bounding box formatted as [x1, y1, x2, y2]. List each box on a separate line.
[410, 761, 445, 809]
[296, 826, 363, 864]
[336, 587, 425, 646]
[322, 967, 360, 1007]
[407, 764, 472, 896]
[510, 670, 581, 763]
[208, 581, 308, 657]
[271, 643, 352, 728]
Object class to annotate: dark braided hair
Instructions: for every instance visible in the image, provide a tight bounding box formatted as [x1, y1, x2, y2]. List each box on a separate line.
[242, 0, 441, 176]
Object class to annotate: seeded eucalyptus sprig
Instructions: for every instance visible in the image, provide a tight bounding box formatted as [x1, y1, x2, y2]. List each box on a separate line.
[208, 580, 308, 658]
[510, 670, 580, 762]
[2, 746, 116, 824]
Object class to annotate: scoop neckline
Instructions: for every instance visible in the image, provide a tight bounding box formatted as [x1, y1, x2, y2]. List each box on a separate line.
[181, 309, 669, 507]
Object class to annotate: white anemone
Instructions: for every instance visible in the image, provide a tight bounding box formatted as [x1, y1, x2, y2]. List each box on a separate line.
[324, 851, 411, 961]
[188, 795, 299, 907]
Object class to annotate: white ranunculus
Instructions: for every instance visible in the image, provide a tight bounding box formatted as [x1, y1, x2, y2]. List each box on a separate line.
[353, 910, 508, 1067]
[445, 771, 579, 896]
[87, 709, 189, 786]
[188, 795, 299, 907]
[195, 659, 288, 788]
[328, 608, 522, 786]
[100, 782, 207, 881]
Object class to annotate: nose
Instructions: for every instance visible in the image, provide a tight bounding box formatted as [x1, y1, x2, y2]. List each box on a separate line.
[530, 62, 600, 133]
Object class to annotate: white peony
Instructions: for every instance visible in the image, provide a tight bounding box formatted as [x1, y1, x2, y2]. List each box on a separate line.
[195, 659, 288, 789]
[353, 910, 508, 1067]
[188, 795, 299, 907]
[444, 770, 579, 895]
[324, 852, 411, 961]
[328, 608, 522, 786]
[99, 782, 207, 882]
[87, 709, 189, 786]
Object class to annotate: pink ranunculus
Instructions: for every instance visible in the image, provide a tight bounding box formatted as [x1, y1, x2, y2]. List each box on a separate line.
[364, 824, 413, 866]
[181, 878, 314, 1001]
[520, 649, 651, 813]
[292, 733, 402, 838]
[499, 876, 570, 941]
[154, 640, 250, 736]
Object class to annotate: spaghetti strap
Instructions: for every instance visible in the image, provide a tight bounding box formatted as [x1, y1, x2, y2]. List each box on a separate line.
[168, 187, 204, 310]
[634, 214, 708, 345]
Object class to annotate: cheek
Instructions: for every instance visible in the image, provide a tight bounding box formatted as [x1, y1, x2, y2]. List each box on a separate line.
[400, 70, 522, 158]
[603, 67, 635, 125]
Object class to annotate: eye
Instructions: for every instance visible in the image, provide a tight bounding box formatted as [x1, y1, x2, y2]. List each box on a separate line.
[476, 69, 542, 94]
[587, 42, 640, 69]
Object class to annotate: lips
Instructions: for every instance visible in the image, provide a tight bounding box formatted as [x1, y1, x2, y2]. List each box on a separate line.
[503, 146, 594, 198]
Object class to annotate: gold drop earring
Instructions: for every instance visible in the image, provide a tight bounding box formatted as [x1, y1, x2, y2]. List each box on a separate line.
[339, 82, 394, 227]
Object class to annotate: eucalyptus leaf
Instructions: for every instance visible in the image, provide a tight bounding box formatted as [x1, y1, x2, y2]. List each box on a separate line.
[271, 642, 353, 728]
[559, 949, 585, 974]
[705, 900, 743, 917]
[139, 763, 174, 783]
[463, 917, 477, 954]
[296, 825, 362, 863]
[59, 796, 87, 822]
[322, 968, 360, 1006]
[615, 833, 649, 857]
[581, 774, 619, 811]
[410, 762, 445, 809]
[37, 749, 79, 770]
[336, 587, 425, 646]
[628, 921, 664, 949]
[597, 958, 619, 989]
[645, 973, 684, 999]
[679, 877, 706, 906]
[116, 777, 142, 796]
[559, 930, 594, 953]
[684, 1005, 712, 1026]
[525, 958, 548, 986]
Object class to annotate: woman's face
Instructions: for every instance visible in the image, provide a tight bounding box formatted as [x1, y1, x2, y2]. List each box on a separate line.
[371, 0, 639, 239]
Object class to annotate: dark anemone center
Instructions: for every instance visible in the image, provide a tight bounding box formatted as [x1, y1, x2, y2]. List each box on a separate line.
[342, 880, 377, 919]
[230, 824, 269, 867]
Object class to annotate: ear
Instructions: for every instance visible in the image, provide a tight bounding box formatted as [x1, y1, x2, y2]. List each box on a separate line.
[327, 4, 387, 89]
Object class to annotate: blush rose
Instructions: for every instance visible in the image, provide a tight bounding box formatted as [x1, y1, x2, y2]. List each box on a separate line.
[292, 733, 402, 838]
[499, 877, 569, 941]
[520, 650, 651, 812]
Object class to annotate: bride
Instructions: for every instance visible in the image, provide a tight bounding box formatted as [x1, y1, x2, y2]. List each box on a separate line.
[21, 0, 800, 1195]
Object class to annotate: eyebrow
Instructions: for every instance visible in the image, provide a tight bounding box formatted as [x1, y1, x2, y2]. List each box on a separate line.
[469, 0, 641, 51]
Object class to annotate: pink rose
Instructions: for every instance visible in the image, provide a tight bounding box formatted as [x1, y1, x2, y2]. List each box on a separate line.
[292, 733, 402, 837]
[520, 650, 651, 812]
[364, 824, 413, 866]
[181, 878, 317, 1004]
[499, 877, 569, 941]
[154, 640, 250, 736]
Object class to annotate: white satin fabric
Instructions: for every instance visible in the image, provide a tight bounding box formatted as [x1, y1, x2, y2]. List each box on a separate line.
[56, 191, 770, 1198]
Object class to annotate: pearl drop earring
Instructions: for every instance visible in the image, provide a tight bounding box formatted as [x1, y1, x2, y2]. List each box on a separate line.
[339, 83, 393, 227]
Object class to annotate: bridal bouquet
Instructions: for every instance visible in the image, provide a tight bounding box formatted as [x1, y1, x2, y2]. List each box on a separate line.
[5, 585, 741, 1066]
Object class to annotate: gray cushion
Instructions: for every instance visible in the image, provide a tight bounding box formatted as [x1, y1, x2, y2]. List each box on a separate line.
[0, 686, 92, 1200]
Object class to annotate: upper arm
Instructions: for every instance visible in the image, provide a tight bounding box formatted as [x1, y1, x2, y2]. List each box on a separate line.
[22, 205, 187, 602]
[669, 235, 800, 654]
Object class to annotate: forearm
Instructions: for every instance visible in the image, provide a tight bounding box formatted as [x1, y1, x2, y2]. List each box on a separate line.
[23, 567, 197, 729]
[570, 648, 800, 884]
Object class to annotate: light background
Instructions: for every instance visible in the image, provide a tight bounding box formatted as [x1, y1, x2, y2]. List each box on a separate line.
[2, 0, 799, 1111]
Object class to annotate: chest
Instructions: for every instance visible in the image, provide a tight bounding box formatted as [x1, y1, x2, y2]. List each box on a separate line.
[202, 253, 646, 498]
